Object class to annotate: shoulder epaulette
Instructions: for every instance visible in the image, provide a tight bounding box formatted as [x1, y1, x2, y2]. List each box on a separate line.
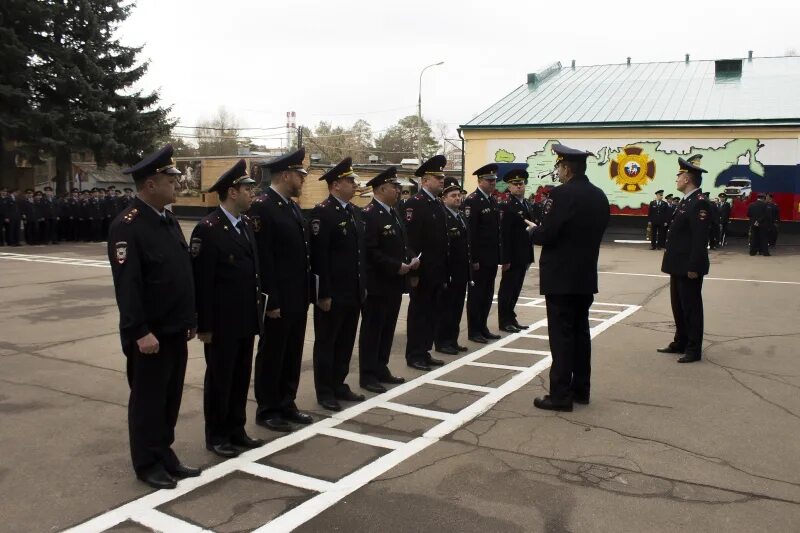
[363, 203, 374, 212]
[241, 213, 250, 221]
[413, 193, 424, 200]
[122, 207, 140, 224]
[203, 212, 222, 227]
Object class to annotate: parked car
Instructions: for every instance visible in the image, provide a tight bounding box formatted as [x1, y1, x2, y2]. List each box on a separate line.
[724, 178, 752, 199]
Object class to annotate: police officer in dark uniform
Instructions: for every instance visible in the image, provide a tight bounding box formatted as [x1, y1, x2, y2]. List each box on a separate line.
[647, 190, 670, 250]
[88, 188, 104, 242]
[42, 186, 59, 244]
[463, 164, 502, 343]
[435, 177, 471, 355]
[101, 187, 116, 240]
[107, 144, 201, 489]
[20, 189, 36, 244]
[531, 144, 610, 411]
[657, 158, 711, 363]
[708, 196, 720, 249]
[0, 187, 22, 246]
[191, 159, 265, 458]
[248, 147, 315, 432]
[718, 193, 731, 246]
[310, 157, 367, 411]
[358, 167, 415, 393]
[404, 155, 449, 371]
[498, 168, 535, 333]
[747, 194, 770, 256]
[766, 193, 780, 248]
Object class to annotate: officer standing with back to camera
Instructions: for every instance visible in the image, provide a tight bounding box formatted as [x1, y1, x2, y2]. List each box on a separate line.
[497, 168, 535, 333]
[747, 194, 771, 256]
[463, 163, 502, 343]
[657, 158, 711, 363]
[107, 145, 201, 489]
[530, 144, 610, 412]
[404, 155, 449, 371]
[718, 193, 731, 246]
[248, 147, 315, 432]
[310, 157, 367, 411]
[358, 166, 417, 392]
[191, 159, 266, 458]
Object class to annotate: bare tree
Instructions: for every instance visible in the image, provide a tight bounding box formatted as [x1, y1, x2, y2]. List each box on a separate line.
[195, 107, 242, 156]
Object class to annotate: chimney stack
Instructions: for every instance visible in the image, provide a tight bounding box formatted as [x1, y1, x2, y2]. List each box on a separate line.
[627, 57, 631, 66]
[685, 53, 690, 63]
[571, 59, 575, 69]
[748, 50, 753, 61]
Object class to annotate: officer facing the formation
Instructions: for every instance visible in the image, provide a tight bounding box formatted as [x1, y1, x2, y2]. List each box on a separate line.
[463, 163, 502, 343]
[404, 155, 449, 371]
[435, 177, 471, 355]
[497, 168, 535, 333]
[248, 147, 314, 432]
[647, 190, 670, 250]
[747, 194, 771, 256]
[718, 193, 731, 246]
[310, 157, 367, 411]
[358, 167, 417, 392]
[41, 186, 59, 244]
[658, 158, 711, 363]
[107, 145, 201, 489]
[191, 160, 265, 459]
[766, 193, 780, 248]
[531, 144, 610, 411]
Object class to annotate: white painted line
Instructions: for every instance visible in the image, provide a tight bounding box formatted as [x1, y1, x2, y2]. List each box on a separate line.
[494, 347, 551, 356]
[588, 317, 605, 322]
[596, 269, 800, 286]
[378, 402, 452, 421]
[237, 463, 334, 493]
[592, 301, 636, 307]
[315, 427, 404, 450]
[466, 361, 528, 371]
[131, 508, 210, 532]
[613, 239, 651, 244]
[589, 308, 618, 314]
[427, 379, 496, 394]
[0, 252, 109, 268]
[522, 334, 549, 340]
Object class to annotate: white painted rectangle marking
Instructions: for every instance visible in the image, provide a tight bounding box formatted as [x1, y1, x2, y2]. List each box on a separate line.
[237, 463, 334, 493]
[378, 402, 452, 420]
[316, 427, 403, 450]
[132, 509, 210, 533]
[495, 347, 551, 356]
[523, 334, 549, 340]
[427, 379, 495, 394]
[466, 361, 528, 371]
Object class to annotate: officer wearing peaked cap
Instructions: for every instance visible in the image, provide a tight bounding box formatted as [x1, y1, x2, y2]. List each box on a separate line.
[658, 157, 710, 363]
[107, 145, 201, 489]
[531, 143, 610, 412]
[248, 147, 315, 432]
[310, 157, 368, 411]
[191, 160, 266, 458]
[358, 166, 415, 392]
[648, 189, 670, 250]
[463, 163, 502, 343]
[404, 154, 449, 370]
[497, 168, 535, 333]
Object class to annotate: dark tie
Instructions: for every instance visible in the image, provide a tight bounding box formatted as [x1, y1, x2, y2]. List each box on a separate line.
[235, 220, 249, 242]
[289, 200, 303, 222]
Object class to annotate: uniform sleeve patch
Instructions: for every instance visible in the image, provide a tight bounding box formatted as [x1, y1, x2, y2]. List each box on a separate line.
[464, 205, 471, 218]
[251, 215, 261, 232]
[544, 199, 553, 215]
[115, 241, 127, 264]
[122, 208, 139, 224]
[311, 219, 321, 235]
[698, 209, 708, 220]
[405, 207, 414, 222]
[190, 237, 202, 257]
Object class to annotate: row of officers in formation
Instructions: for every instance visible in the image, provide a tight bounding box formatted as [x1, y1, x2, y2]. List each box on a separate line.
[0, 186, 136, 245]
[647, 188, 781, 254]
[108, 142, 610, 489]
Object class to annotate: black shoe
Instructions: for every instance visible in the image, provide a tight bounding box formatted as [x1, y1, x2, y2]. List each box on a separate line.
[206, 442, 241, 458]
[513, 322, 530, 330]
[378, 373, 406, 384]
[468, 335, 489, 344]
[256, 416, 293, 433]
[231, 434, 266, 449]
[650, 247, 656, 250]
[137, 465, 177, 490]
[573, 395, 590, 405]
[656, 345, 684, 354]
[361, 381, 387, 394]
[407, 360, 432, 371]
[677, 355, 701, 363]
[318, 398, 342, 411]
[763, 253, 771, 256]
[456, 345, 469, 352]
[483, 331, 501, 340]
[427, 357, 445, 367]
[435, 345, 459, 355]
[282, 409, 313, 425]
[166, 463, 202, 479]
[335, 389, 366, 402]
[533, 395, 573, 412]
[500, 324, 520, 333]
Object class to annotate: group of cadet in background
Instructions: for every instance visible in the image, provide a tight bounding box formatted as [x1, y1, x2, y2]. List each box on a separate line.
[0, 185, 135, 246]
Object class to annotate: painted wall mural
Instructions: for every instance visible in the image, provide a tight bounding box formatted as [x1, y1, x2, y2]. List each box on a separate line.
[487, 138, 799, 221]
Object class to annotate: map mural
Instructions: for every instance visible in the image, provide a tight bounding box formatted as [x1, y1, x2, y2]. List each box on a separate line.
[487, 138, 799, 220]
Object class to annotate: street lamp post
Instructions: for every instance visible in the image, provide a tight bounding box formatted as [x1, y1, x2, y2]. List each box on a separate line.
[417, 61, 444, 162]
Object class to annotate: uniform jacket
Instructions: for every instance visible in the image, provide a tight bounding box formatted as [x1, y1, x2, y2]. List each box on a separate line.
[247, 188, 313, 313]
[403, 190, 448, 287]
[107, 197, 195, 344]
[647, 200, 671, 226]
[361, 199, 409, 296]
[310, 194, 366, 305]
[463, 188, 501, 266]
[500, 195, 535, 267]
[747, 200, 772, 226]
[661, 189, 711, 276]
[444, 206, 470, 286]
[191, 207, 262, 339]
[532, 175, 610, 294]
[719, 201, 731, 223]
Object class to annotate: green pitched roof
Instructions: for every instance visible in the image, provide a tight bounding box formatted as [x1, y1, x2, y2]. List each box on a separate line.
[462, 56, 800, 129]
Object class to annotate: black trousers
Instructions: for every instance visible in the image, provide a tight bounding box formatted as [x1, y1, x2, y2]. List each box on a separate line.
[39, 219, 58, 244]
[709, 222, 719, 248]
[720, 221, 728, 245]
[669, 275, 704, 358]
[768, 225, 778, 247]
[313, 301, 360, 401]
[498, 264, 529, 327]
[749, 224, 770, 255]
[2, 218, 21, 245]
[254, 309, 307, 419]
[203, 335, 255, 446]
[123, 332, 187, 475]
[545, 294, 593, 401]
[436, 277, 468, 349]
[467, 262, 498, 335]
[24, 219, 38, 244]
[406, 281, 444, 363]
[651, 224, 667, 249]
[359, 292, 402, 384]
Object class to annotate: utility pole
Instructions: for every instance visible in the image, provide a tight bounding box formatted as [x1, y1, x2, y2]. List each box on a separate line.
[417, 61, 444, 162]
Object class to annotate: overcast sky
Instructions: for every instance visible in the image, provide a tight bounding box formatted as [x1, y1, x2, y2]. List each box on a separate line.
[117, 0, 799, 148]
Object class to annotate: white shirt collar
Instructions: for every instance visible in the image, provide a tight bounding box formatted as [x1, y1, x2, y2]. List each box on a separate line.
[269, 185, 289, 203]
[683, 188, 700, 200]
[219, 204, 241, 227]
[331, 194, 349, 208]
[422, 187, 437, 201]
[477, 187, 491, 200]
[445, 205, 460, 218]
[374, 198, 392, 213]
[137, 196, 166, 218]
